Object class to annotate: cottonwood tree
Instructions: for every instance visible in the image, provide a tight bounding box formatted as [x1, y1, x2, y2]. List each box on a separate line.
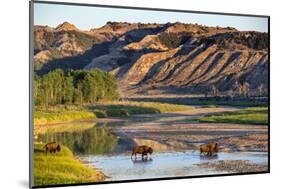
[233, 80, 242, 97]
[228, 89, 234, 99]
[211, 85, 219, 97]
[62, 75, 74, 104]
[242, 82, 250, 98]
[258, 84, 265, 97]
[34, 68, 119, 107]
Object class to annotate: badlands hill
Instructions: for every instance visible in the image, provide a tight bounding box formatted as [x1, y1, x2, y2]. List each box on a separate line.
[34, 21, 268, 96]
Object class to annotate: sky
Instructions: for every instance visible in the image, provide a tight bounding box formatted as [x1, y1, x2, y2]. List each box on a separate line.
[34, 2, 268, 32]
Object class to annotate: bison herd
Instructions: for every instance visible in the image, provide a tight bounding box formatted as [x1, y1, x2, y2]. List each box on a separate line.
[44, 142, 218, 160]
[131, 143, 218, 160]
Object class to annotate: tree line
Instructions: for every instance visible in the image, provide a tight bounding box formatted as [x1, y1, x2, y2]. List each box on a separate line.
[208, 81, 267, 98]
[34, 69, 119, 108]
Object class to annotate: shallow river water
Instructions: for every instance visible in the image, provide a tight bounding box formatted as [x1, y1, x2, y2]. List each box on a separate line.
[79, 151, 268, 181]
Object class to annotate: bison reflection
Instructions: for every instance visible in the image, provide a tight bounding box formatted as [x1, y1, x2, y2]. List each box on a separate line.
[200, 153, 218, 160]
[131, 145, 153, 160]
[131, 158, 153, 163]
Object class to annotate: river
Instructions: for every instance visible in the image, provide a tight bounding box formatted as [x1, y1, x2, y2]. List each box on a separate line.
[35, 106, 268, 181]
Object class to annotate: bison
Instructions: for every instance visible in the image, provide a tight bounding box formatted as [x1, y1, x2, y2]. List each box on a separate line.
[131, 145, 153, 160]
[44, 142, 61, 153]
[200, 142, 218, 156]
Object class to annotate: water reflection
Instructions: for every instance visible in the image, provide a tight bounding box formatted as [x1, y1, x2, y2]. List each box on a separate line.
[131, 158, 153, 164]
[80, 151, 268, 181]
[36, 123, 118, 155]
[200, 154, 218, 160]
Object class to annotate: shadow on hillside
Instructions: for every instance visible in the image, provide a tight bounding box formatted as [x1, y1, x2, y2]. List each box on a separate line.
[37, 40, 113, 75]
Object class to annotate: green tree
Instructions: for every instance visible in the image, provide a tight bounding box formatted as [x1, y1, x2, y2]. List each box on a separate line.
[34, 68, 119, 106]
[62, 75, 74, 104]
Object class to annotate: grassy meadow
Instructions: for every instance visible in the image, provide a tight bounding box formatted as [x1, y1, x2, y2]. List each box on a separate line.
[198, 107, 268, 125]
[33, 143, 105, 186]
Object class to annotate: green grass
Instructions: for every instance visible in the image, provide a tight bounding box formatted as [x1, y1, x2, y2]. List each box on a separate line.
[88, 101, 193, 118]
[33, 143, 105, 187]
[34, 109, 97, 126]
[34, 122, 96, 135]
[198, 107, 268, 125]
[185, 100, 268, 107]
[133, 98, 268, 107]
[34, 101, 193, 125]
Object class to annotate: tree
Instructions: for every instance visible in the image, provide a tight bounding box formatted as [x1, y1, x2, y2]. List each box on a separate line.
[228, 89, 234, 99]
[233, 80, 242, 97]
[62, 75, 74, 104]
[33, 74, 41, 105]
[242, 82, 250, 98]
[210, 85, 219, 97]
[34, 68, 119, 107]
[82, 73, 97, 103]
[73, 82, 83, 106]
[258, 84, 265, 97]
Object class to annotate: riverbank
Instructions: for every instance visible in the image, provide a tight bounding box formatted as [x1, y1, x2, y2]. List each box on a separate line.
[33, 143, 106, 186]
[34, 101, 193, 126]
[128, 94, 268, 107]
[109, 107, 268, 153]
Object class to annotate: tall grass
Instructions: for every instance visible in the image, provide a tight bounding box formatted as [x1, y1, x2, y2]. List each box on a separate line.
[33, 143, 105, 186]
[34, 110, 97, 126]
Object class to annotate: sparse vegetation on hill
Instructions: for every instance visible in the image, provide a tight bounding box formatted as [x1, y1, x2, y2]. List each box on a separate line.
[158, 32, 190, 49]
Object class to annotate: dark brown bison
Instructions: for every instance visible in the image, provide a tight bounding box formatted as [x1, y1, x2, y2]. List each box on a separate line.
[131, 145, 153, 159]
[200, 142, 218, 156]
[44, 142, 61, 153]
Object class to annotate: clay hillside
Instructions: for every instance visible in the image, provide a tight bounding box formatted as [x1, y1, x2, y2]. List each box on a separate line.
[34, 21, 268, 96]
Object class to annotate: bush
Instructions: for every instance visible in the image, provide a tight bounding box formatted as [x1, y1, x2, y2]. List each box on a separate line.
[158, 32, 189, 49]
